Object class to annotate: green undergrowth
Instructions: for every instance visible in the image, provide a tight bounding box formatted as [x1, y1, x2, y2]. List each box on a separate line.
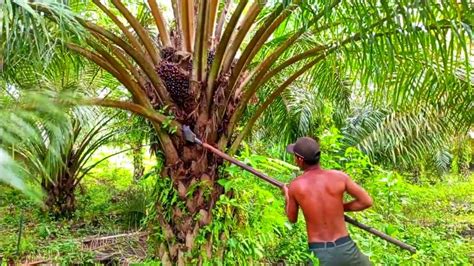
[0, 140, 472, 265]
[0, 186, 96, 264]
[187, 129, 473, 265]
[198, 133, 473, 265]
[0, 148, 154, 264]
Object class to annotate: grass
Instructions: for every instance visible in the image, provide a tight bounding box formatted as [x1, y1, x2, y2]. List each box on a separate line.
[355, 173, 474, 265]
[0, 147, 150, 264]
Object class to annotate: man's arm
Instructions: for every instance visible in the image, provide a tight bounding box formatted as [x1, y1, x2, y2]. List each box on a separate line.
[343, 175, 373, 212]
[283, 184, 299, 223]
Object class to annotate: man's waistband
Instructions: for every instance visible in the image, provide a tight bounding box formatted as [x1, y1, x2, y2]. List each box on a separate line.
[308, 235, 352, 249]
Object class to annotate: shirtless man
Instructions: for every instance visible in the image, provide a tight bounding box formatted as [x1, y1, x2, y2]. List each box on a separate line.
[283, 137, 373, 266]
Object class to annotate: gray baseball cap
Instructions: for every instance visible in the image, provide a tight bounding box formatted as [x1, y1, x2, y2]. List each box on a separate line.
[286, 137, 320, 161]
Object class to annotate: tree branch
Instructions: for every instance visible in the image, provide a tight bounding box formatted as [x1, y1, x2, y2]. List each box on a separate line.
[218, 0, 343, 124]
[244, 44, 328, 103]
[233, 29, 304, 104]
[221, 44, 328, 146]
[227, 3, 295, 87]
[28, 4, 165, 104]
[91, 34, 153, 104]
[205, 0, 248, 107]
[224, 16, 438, 152]
[80, 98, 182, 136]
[85, 40, 153, 106]
[171, 0, 182, 49]
[214, 0, 232, 46]
[219, 1, 263, 76]
[66, 43, 143, 101]
[228, 54, 329, 154]
[207, 0, 219, 47]
[147, 0, 172, 47]
[180, 0, 195, 52]
[82, 22, 171, 106]
[192, 0, 209, 83]
[92, 0, 143, 53]
[105, 40, 149, 97]
[217, 3, 295, 120]
[233, 26, 381, 124]
[111, 0, 160, 65]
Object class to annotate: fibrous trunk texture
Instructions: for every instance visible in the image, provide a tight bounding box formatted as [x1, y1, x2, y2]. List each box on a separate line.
[42, 173, 76, 218]
[132, 140, 145, 181]
[149, 47, 239, 264]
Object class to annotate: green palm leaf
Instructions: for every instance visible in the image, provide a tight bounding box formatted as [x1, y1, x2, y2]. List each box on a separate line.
[1, 0, 84, 81]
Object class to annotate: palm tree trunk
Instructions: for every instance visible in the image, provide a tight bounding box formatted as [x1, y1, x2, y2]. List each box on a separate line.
[153, 121, 224, 264]
[42, 173, 76, 218]
[132, 140, 145, 181]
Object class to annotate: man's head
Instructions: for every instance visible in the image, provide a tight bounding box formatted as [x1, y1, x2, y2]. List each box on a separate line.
[286, 137, 321, 169]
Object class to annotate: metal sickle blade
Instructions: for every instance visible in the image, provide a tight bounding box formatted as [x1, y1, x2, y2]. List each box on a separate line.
[182, 125, 202, 144]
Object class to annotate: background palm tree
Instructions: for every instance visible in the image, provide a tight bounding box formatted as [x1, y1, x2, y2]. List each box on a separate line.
[0, 49, 130, 217]
[2, 0, 472, 263]
[0, 86, 124, 218]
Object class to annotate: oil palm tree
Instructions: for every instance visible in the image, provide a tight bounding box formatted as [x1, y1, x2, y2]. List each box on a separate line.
[0, 48, 127, 216]
[2, 0, 472, 263]
[0, 106, 118, 217]
[0, 81, 125, 217]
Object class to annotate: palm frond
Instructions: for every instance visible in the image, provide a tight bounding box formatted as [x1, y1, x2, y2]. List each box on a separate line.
[0, 89, 124, 193]
[1, 0, 84, 81]
[343, 106, 455, 170]
[0, 148, 43, 202]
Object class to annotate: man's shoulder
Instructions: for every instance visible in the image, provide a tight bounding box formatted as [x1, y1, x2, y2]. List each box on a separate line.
[289, 175, 303, 185]
[288, 175, 306, 189]
[324, 169, 349, 180]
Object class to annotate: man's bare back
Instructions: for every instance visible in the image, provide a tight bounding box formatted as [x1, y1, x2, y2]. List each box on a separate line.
[284, 136, 373, 265]
[289, 167, 348, 242]
[285, 166, 373, 242]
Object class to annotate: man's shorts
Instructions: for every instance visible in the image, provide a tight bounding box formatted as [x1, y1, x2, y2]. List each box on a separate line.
[308, 236, 371, 266]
